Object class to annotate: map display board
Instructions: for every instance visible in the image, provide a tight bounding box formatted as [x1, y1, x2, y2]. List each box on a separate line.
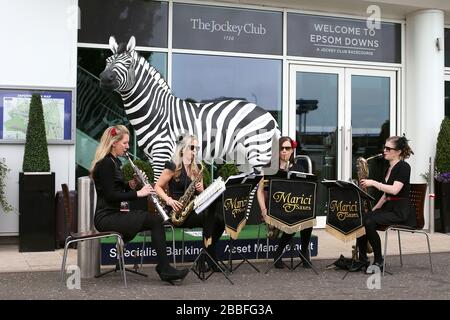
[0, 89, 73, 143]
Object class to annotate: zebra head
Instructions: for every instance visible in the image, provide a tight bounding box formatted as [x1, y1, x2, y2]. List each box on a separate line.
[100, 36, 137, 92]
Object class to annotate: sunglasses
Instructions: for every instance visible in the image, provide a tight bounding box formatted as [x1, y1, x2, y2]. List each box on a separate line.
[383, 145, 397, 152]
[190, 145, 200, 151]
[280, 146, 293, 151]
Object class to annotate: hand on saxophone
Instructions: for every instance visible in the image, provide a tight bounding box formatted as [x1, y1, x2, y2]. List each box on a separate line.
[137, 184, 155, 197]
[195, 181, 203, 193]
[167, 197, 183, 212]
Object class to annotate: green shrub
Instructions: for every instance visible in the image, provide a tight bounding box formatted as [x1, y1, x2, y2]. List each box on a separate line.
[22, 94, 50, 172]
[435, 117, 450, 175]
[122, 159, 154, 184]
[217, 163, 240, 181]
[0, 159, 13, 212]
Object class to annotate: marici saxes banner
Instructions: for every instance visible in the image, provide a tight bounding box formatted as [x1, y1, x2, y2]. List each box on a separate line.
[266, 179, 317, 234]
[222, 184, 253, 239]
[325, 186, 365, 242]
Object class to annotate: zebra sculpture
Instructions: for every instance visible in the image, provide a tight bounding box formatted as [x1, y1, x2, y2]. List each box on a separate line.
[99, 36, 280, 179]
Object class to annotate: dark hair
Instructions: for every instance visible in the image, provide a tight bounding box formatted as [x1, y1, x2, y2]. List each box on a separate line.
[387, 135, 414, 159]
[279, 136, 296, 163]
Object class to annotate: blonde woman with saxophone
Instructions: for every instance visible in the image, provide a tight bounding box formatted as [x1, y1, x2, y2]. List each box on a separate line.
[155, 134, 225, 272]
[350, 135, 415, 273]
[91, 125, 188, 284]
[256, 136, 314, 269]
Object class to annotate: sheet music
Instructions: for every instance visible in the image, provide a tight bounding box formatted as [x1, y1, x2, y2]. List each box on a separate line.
[194, 177, 226, 213]
[321, 179, 375, 201]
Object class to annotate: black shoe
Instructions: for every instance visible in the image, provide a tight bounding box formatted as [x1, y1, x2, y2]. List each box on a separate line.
[348, 260, 370, 272]
[366, 261, 383, 274]
[156, 265, 189, 284]
[274, 258, 284, 269]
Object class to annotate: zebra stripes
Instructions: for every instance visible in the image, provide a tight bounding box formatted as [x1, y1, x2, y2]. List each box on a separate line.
[100, 36, 280, 180]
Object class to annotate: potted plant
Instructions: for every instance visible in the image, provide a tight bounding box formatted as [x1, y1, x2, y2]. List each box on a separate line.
[0, 158, 13, 213]
[19, 93, 55, 252]
[435, 117, 450, 233]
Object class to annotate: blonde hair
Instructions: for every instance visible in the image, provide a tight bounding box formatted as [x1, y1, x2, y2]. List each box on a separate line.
[90, 125, 130, 173]
[172, 134, 203, 180]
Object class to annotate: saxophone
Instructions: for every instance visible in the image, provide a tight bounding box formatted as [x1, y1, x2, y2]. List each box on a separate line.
[170, 167, 203, 226]
[353, 153, 383, 258]
[124, 152, 170, 223]
[356, 153, 383, 191]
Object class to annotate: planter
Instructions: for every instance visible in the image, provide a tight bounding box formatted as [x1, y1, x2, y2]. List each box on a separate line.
[435, 180, 450, 234]
[19, 172, 55, 252]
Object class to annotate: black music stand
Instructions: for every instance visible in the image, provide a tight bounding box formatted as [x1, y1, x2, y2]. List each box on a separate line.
[189, 196, 234, 285]
[223, 173, 261, 274]
[321, 179, 377, 279]
[264, 171, 319, 275]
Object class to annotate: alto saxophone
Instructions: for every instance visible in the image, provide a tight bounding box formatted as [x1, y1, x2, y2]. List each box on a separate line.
[353, 153, 383, 257]
[170, 167, 204, 226]
[356, 153, 383, 192]
[124, 152, 170, 223]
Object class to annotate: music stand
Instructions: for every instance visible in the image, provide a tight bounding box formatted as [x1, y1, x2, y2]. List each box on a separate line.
[264, 171, 319, 275]
[189, 189, 233, 285]
[223, 173, 261, 274]
[321, 179, 376, 279]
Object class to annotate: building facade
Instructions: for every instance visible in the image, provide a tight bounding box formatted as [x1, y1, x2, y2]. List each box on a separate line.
[1, 0, 449, 234]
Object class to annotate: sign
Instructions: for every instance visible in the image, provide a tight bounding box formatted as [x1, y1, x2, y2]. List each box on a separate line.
[173, 3, 282, 55]
[100, 235, 319, 265]
[326, 186, 365, 241]
[0, 89, 73, 143]
[266, 179, 316, 234]
[222, 184, 253, 239]
[287, 13, 401, 63]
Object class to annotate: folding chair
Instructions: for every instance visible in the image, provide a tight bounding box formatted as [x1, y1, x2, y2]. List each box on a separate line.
[60, 230, 128, 288]
[382, 183, 433, 276]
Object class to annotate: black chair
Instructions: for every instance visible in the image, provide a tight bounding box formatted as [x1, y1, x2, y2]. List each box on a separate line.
[381, 183, 433, 276]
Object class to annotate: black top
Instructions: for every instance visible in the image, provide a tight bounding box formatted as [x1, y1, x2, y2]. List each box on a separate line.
[379, 160, 413, 223]
[383, 160, 410, 198]
[93, 154, 137, 212]
[164, 161, 201, 200]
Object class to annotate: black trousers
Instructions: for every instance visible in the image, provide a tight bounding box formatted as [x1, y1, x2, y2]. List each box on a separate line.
[357, 209, 406, 263]
[275, 227, 313, 260]
[141, 212, 172, 268]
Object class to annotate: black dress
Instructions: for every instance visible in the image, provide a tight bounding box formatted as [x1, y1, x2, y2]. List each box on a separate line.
[92, 152, 169, 262]
[368, 160, 415, 226]
[164, 161, 224, 256]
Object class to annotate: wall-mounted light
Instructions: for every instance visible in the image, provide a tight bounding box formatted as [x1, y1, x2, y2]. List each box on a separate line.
[436, 38, 441, 51]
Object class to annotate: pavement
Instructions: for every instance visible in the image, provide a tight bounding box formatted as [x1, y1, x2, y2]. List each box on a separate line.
[1, 229, 450, 301]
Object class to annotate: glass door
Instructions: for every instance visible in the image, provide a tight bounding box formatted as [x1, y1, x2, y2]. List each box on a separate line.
[289, 65, 396, 227]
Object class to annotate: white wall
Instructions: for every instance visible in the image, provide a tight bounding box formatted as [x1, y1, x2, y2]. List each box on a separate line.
[0, 0, 78, 234]
[405, 9, 445, 230]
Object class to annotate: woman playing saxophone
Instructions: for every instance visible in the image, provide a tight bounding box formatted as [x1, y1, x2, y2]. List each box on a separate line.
[155, 134, 225, 272]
